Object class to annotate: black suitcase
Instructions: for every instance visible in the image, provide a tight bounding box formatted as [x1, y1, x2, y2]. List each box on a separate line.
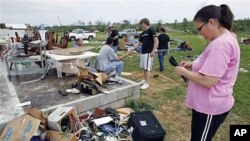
[128, 111, 166, 141]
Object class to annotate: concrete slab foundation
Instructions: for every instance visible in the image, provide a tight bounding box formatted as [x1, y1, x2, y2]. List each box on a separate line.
[0, 61, 140, 133]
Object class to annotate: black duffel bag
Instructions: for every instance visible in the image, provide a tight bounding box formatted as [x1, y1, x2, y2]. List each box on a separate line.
[128, 111, 166, 141]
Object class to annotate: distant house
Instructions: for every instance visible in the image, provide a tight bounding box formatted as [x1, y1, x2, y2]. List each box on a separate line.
[0, 23, 31, 29]
[0, 23, 33, 38]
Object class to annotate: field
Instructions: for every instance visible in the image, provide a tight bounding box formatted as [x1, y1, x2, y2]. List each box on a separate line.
[73, 31, 250, 141]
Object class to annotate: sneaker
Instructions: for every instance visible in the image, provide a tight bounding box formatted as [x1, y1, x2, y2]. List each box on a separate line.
[108, 70, 117, 77]
[139, 80, 146, 85]
[140, 83, 149, 90]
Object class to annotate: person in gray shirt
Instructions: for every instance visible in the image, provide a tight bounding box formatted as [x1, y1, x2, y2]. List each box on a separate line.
[72, 38, 83, 47]
[95, 37, 133, 76]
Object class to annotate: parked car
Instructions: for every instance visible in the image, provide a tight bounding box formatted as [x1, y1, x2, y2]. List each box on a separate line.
[183, 29, 191, 33]
[69, 29, 96, 41]
[118, 28, 141, 38]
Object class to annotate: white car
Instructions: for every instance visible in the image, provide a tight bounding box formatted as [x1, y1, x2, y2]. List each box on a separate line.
[69, 29, 96, 41]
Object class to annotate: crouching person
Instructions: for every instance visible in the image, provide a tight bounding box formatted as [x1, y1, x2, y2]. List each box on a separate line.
[95, 37, 133, 76]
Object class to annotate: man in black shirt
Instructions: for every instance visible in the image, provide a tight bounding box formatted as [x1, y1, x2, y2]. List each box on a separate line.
[158, 27, 170, 71]
[109, 26, 119, 52]
[135, 18, 159, 90]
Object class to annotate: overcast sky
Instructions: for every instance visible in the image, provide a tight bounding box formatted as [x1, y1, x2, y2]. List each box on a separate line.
[0, 0, 249, 26]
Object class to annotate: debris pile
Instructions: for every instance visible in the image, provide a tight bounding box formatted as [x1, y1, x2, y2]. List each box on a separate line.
[0, 106, 166, 141]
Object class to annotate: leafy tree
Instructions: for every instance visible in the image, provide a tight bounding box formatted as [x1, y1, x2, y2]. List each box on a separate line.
[182, 18, 188, 30]
[88, 21, 92, 26]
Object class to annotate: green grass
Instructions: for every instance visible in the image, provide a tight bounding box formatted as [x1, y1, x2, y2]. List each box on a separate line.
[232, 45, 250, 120]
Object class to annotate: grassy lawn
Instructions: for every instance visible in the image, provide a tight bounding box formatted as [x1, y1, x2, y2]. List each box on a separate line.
[66, 31, 249, 141]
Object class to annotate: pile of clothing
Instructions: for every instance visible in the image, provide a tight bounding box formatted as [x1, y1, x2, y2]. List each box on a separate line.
[176, 41, 192, 51]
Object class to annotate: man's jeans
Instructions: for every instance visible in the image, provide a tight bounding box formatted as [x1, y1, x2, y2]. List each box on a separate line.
[112, 45, 119, 53]
[157, 49, 168, 71]
[104, 61, 124, 76]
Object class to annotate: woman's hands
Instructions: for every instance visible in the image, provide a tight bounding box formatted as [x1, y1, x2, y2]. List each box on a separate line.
[174, 66, 187, 76]
[174, 60, 192, 82]
[180, 61, 193, 70]
[174, 62, 219, 88]
[174, 61, 192, 76]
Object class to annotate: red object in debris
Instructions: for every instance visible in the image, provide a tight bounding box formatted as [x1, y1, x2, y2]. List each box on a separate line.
[94, 108, 106, 118]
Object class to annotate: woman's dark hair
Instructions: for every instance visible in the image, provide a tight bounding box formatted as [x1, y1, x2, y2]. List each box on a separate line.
[193, 4, 234, 30]
[106, 37, 113, 45]
[159, 27, 166, 33]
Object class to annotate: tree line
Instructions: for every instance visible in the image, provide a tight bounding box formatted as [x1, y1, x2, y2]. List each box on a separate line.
[33, 18, 250, 34]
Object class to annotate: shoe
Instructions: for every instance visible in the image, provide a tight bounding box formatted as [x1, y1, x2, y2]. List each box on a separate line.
[58, 89, 68, 96]
[66, 88, 80, 94]
[108, 70, 117, 77]
[140, 83, 149, 90]
[139, 80, 146, 85]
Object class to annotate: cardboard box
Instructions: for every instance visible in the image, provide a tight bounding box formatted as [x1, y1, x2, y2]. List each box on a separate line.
[48, 107, 83, 133]
[28, 107, 47, 127]
[0, 114, 41, 141]
[46, 131, 76, 141]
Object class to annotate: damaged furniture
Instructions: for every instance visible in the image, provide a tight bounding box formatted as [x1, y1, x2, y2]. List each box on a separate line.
[4, 40, 48, 81]
[52, 32, 69, 49]
[43, 47, 98, 78]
